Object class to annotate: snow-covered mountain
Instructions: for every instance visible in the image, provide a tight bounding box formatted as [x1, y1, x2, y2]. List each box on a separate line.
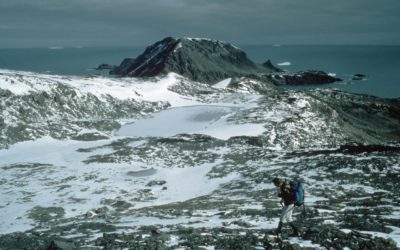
[0, 42, 400, 249]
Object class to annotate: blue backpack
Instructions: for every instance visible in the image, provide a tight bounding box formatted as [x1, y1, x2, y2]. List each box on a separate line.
[290, 179, 305, 207]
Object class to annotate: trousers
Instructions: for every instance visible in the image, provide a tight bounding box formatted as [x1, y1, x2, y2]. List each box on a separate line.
[280, 203, 295, 223]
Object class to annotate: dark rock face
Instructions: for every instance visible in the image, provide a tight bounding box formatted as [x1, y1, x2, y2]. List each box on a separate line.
[111, 37, 180, 77]
[111, 37, 343, 86]
[352, 73, 367, 80]
[96, 64, 116, 70]
[282, 70, 342, 85]
[307, 89, 400, 143]
[262, 59, 284, 72]
[111, 37, 277, 84]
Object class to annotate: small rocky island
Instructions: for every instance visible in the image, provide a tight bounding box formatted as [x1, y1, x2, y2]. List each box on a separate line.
[110, 37, 342, 85]
[96, 63, 116, 70]
[352, 73, 367, 81]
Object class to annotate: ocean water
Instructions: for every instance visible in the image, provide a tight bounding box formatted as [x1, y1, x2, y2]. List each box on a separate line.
[243, 45, 400, 99]
[0, 45, 399, 98]
[0, 47, 143, 76]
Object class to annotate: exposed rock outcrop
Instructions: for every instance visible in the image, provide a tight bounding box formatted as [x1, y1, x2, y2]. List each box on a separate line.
[262, 59, 284, 72]
[110, 37, 278, 84]
[352, 73, 367, 80]
[96, 64, 116, 70]
[281, 70, 342, 85]
[111, 37, 342, 86]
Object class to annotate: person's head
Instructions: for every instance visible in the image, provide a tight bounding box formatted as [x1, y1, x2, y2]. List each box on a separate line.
[272, 177, 283, 187]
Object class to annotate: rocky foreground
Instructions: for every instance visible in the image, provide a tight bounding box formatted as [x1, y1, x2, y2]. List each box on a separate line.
[0, 38, 399, 249]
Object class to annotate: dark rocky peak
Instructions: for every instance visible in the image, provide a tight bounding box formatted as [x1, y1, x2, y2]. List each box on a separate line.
[110, 37, 180, 77]
[111, 37, 278, 84]
[262, 59, 284, 72]
[110, 37, 343, 86]
[177, 37, 252, 66]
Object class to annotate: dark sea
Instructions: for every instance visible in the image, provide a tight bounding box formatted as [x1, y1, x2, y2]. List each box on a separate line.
[0, 45, 399, 98]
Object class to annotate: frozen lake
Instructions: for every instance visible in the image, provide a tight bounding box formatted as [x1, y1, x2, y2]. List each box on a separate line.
[117, 105, 265, 139]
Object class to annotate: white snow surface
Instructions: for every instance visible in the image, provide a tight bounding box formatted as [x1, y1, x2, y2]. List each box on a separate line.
[117, 104, 265, 139]
[0, 69, 198, 107]
[0, 137, 238, 233]
[0, 69, 264, 234]
[213, 78, 231, 89]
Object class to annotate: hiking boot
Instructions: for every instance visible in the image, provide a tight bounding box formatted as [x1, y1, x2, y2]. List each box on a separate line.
[289, 223, 300, 237]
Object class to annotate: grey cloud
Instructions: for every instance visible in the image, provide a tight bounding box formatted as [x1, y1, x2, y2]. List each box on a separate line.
[1, 0, 399, 47]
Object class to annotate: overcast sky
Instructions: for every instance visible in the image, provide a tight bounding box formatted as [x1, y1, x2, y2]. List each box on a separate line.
[1, 0, 400, 48]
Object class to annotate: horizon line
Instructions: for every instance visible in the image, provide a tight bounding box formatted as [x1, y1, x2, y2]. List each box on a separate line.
[1, 43, 400, 49]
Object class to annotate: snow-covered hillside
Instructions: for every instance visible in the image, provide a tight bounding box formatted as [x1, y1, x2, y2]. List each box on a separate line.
[0, 69, 399, 249]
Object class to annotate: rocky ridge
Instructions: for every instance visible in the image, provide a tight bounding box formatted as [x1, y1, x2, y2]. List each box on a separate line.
[0, 70, 171, 148]
[111, 37, 341, 85]
[110, 37, 277, 83]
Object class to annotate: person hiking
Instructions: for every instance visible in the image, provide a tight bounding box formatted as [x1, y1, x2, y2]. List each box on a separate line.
[272, 177, 300, 237]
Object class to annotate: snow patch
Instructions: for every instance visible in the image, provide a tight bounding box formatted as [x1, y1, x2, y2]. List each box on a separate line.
[0, 136, 240, 233]
[173, 42, 183, 52]
[0, 70, 200, 107]
[213, 78, 231, 89]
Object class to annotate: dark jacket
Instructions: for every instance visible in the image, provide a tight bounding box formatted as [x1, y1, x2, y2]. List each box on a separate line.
[278, 183, 296, 206]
